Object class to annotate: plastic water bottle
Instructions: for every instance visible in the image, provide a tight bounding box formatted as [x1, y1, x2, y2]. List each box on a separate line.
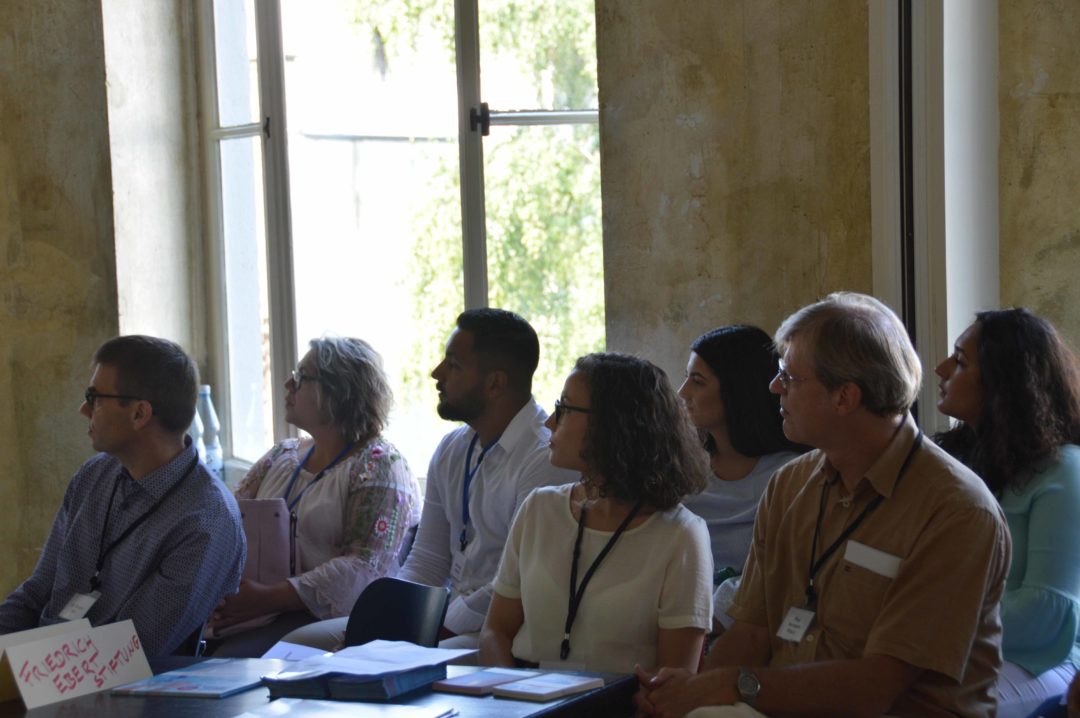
[197, 385, 224, 482]
[189, 409, 207, 462]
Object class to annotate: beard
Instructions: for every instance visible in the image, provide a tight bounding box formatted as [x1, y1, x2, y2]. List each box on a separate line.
[436, 384, 487, 423]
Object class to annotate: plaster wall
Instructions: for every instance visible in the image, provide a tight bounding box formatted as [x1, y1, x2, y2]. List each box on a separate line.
[102, 0, 204, 356]
[0, 1, 118, 593]
[999, 1, 1080, 348]
[596, 1, 872, 380]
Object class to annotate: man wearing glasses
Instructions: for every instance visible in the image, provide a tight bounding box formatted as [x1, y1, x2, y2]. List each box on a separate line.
[637, 293, 1011, 718]
[0, 335, 245, 656]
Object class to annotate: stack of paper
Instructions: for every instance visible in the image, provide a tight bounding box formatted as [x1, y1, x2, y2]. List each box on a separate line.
[260, 640, 475, 701]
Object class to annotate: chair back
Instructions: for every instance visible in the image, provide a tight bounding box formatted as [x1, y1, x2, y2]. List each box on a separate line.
[343, 577, 450, 648]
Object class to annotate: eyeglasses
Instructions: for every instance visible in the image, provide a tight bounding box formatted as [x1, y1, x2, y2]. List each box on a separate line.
[84, 389, 143, 407]
[290, 369, 318, 389]
[774, 361, 811, 390]
[553, 399, 591, 424]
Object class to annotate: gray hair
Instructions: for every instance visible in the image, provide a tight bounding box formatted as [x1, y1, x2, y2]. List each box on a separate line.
[309, 336, 392, 445]
[775, 292, 921, 416]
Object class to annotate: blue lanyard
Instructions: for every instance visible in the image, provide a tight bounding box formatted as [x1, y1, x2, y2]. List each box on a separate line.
[283, 442, 355, 511]
[459, 433, 499, 552]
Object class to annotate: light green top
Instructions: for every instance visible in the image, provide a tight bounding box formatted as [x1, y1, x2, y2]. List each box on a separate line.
[999, 443, 1080, 674]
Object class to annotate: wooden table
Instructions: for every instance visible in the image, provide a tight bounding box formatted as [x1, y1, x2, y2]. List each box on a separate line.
[0, 661, 637, 717]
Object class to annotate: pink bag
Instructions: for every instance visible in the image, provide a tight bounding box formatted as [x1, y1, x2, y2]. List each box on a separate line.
[205, 498, 293, 639]
[239, 497, 292, 584]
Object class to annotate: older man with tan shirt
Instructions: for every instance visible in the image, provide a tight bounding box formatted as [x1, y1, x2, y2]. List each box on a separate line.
[636, 292, 1012, 718]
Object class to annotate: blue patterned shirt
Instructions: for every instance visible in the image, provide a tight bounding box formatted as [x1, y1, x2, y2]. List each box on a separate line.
[0, 442, 245, 655]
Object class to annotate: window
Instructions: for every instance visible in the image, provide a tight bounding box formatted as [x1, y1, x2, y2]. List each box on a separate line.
[197, 0, 605, 473]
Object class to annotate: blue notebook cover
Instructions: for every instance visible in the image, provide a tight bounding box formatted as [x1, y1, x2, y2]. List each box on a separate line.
[113, 658, 284, 698]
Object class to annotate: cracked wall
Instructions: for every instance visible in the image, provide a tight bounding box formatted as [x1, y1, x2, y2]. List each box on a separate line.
[0, 0, 118, 594]
[597, 1, 872, 380]
[999, 1, 1080, 348]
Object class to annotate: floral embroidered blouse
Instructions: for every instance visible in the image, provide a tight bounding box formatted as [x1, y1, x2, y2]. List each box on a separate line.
[236, 437, 422, 619]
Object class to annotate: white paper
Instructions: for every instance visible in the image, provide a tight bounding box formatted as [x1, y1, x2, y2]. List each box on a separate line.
[265, 640, 476, 680]
[844, 540, 902, 579]
[0, 620, 91, 654]
[4, 619, 152, 709]
[261, 641, 333, 661]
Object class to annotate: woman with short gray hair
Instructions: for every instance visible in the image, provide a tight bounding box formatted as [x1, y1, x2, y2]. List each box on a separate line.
[208, 336, 422, 656]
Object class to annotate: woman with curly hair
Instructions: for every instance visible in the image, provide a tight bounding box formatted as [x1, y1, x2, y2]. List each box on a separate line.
[935, 309, 1080, 718]
[479, 353, 713, 673]
[208, 337, 422, 656]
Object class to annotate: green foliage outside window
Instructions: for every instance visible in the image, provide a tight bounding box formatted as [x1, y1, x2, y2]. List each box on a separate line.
[349, 0, 605, 408]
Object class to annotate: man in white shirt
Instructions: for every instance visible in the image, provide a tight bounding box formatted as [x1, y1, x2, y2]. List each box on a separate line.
[399, 308, 576, 647]
[282, 308, 573, 650]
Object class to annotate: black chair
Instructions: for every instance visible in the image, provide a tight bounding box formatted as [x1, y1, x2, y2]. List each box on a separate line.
[343, 577, 450, 648]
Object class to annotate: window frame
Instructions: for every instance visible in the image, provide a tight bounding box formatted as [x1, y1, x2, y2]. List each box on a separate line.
[197, 0, 601, 461]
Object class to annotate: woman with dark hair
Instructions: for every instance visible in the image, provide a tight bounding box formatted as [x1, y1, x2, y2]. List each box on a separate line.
[678, 325, 805, 579]
[935, 308, 1080, 718]
[208, 337, 422, 655]
[479, 353, 713, 673]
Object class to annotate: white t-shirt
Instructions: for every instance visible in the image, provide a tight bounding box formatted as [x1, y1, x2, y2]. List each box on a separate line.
[493, 483, 714, 673]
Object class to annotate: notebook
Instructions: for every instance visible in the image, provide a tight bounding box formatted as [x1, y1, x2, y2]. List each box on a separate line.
[491, 672, 605, 702]
[431, 667, 540, 696]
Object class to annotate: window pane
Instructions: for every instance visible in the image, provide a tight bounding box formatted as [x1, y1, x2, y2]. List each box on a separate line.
[281, 0, 462, 475]
[220, 136, 273, 461]
[213, 0, 260, 126]
[479, 0, 598, 111]
[484, 122, 605, 408]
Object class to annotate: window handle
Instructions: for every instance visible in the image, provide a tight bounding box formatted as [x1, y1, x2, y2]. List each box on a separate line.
[470, 102, 490, 136]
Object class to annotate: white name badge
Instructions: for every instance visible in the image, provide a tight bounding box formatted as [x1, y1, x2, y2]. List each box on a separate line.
[844, 540, 902, 579]
[777, 606, 815, 643]
[58, 592, 101, 622]
[450, 553, 466, 586]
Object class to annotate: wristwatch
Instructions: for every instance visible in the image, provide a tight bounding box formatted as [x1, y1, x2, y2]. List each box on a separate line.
[736, 666, 761, 706]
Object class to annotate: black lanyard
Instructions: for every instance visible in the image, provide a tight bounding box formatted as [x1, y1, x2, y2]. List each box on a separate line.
[561, 498, 644, 660]
[460, 434, 499, 552]
[92, 456, 199, 592]
[282, 442, 355, 512]
[804, 430, 923, 609]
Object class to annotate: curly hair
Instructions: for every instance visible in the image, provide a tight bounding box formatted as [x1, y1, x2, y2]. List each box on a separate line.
[309, 336, 393, 446]
[573, 353, 708, 510]
[690, 325, 806, 457]
[935, 308, 1080, 496]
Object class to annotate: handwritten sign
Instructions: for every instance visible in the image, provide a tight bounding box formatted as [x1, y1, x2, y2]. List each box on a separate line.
[0, 620, 92, 703]
[0, 620, 151, 708]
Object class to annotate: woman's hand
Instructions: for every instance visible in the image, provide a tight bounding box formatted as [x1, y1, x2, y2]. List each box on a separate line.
[478, 593, 525, 667]
[209, 578, 303, 629]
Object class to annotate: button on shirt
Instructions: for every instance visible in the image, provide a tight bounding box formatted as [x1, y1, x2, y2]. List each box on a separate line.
[399, 399, 577, 635]
[0, 443, 246, 656]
